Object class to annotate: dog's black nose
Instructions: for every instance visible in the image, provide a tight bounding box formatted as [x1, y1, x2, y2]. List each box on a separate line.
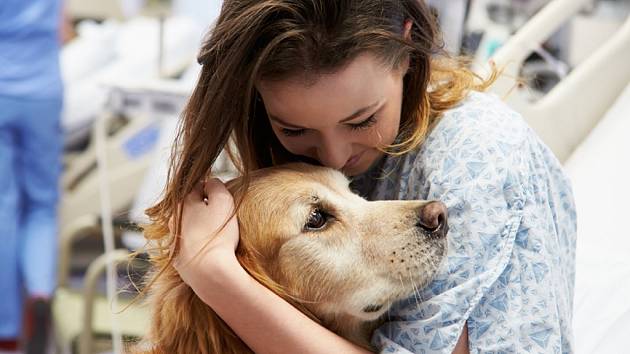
[416, 201, 448, 238]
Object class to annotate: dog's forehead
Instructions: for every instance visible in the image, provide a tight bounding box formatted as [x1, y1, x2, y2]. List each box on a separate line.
[256, 163, 348, 186]
[287, 165, 350, 197]
[242, 164, 351, 205]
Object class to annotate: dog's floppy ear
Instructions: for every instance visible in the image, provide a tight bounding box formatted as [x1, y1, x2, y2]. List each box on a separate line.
[131, 226, 254, 354]
[133, 269, 254, 354]
[236, 238, 324, 328]
[132, 178, 274, 354]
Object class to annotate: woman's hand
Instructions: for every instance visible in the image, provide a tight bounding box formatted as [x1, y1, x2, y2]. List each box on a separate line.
[171, 178, 240, 287]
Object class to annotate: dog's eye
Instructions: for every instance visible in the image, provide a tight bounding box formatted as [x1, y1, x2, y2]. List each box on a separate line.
[305, 209, 328, 231]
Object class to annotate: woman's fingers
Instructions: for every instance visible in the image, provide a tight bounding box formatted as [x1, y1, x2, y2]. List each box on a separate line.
[173, 177, 240, 279]
[202, 178, 236, 213]
[184, 178, 207, 205]
[177, 177, 238, 248]
[170, 178, 234, 239]
[182, 177, 233, 209]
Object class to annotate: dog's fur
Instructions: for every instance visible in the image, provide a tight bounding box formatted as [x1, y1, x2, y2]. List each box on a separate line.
[133, 163, 447, 353]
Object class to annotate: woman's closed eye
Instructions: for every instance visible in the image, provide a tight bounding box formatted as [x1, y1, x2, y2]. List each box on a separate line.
[281, 127, 308, 137]
[281, 114, 378, 137]
[348, 114, 377, 131]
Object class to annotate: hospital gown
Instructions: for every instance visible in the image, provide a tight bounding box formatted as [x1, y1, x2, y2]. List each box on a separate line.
[351, 91, 577, 354]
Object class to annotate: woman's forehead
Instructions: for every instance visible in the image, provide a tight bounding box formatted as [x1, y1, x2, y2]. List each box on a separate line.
[257, 54, 397, 126]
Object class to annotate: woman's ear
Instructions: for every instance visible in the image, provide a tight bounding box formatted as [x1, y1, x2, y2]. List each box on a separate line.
[403, 19, 412, 41]
[399, 20, 412, 75]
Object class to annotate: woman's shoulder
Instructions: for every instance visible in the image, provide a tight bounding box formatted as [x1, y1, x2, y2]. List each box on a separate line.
[403, 91, 541, 187]
[428, 90, 530, 152]
[371, 91, 559, 201]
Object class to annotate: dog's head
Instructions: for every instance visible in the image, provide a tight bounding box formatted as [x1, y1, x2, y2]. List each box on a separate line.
[138, 163, 448, 354]
[230, 163, 448, 323]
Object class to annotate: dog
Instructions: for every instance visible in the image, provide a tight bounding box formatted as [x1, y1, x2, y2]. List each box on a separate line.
[133, 163, 448, 353]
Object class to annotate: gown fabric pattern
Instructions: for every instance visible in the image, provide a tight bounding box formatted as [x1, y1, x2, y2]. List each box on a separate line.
[350, 91, 577, 354]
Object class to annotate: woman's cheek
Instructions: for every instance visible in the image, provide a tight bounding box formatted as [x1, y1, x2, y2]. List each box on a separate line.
[373, 116, 400, 147]
[276, 134, 313, 156]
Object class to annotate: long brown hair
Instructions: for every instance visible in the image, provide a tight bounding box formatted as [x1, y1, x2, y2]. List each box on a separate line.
[139, 0, 493, 350]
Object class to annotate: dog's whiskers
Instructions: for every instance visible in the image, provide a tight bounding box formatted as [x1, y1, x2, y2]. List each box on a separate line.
[397, 273, 405, 293]
[406, 267, 422, 308]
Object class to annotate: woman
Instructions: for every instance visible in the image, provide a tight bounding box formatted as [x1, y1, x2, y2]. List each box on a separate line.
[147, 0, 576, 353]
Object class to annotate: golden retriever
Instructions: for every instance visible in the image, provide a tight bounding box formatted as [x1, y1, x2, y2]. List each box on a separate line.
[133, 163, 448, 353]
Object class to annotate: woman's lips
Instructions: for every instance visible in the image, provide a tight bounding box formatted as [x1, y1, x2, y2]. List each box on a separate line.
[344, 150, 365, 170]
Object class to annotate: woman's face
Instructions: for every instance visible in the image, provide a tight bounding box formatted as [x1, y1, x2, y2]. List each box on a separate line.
[257, 53, 405, 176]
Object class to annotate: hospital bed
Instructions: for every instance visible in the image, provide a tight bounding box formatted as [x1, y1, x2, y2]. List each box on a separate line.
[53, 75, 215, 353]
[53, 15, 207, 354]
[58, 14, 207, 265]
[53, 80, 199, 354]
[486, 0, 630, 352]
[54, 77, 237, 354]
[565, 82, 630, 354]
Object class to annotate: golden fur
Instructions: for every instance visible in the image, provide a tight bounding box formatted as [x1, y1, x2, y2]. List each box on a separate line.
[133, 163, 447, 353]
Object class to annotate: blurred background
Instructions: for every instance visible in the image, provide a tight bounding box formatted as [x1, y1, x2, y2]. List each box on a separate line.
[0, 0, 628, 353]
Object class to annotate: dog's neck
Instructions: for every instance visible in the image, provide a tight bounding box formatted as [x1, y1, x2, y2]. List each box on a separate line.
[320, 312, 381, 350]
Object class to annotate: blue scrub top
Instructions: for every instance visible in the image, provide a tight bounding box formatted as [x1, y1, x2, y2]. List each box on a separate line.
[0, 0, 63, 98]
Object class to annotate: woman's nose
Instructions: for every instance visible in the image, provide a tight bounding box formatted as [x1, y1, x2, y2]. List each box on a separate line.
[316, 136, 350, 170]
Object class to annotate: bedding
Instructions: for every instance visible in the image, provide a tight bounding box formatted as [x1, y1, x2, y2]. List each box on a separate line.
[564, 83, 630, 353]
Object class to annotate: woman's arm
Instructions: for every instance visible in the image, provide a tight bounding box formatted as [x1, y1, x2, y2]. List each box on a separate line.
[174, 179, 371, 354]
[452, 325, 469, 354]
[195, 251, 372, 354]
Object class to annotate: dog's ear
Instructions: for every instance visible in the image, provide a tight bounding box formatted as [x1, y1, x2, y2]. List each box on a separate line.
[236, 241, 323, 327]
[133, 266, 254, 354]
[131, 221, 255, 354]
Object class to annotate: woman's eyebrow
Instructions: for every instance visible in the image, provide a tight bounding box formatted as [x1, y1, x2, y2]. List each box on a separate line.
[338, 101, 381, 123]
[269, 100, 382, 129]
[268, 115, 305, 129]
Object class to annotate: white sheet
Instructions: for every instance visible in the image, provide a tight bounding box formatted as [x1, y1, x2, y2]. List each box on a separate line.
[564, 83, 630, 353]
[61, 16, 203, 148]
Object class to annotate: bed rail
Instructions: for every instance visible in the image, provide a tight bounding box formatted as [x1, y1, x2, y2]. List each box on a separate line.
[487, 0, 630, 162]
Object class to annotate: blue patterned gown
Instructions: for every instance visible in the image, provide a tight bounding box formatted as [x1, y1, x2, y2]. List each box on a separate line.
[351, 91, 577, 354]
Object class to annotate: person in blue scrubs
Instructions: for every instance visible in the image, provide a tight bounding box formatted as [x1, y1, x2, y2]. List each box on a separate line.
[0, 0, 64, 353]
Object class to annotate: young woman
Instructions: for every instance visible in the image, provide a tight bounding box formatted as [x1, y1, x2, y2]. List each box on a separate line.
[147, 0, 577, 353]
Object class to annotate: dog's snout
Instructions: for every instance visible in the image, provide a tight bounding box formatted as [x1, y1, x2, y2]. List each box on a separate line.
[416, 201, 448, 238]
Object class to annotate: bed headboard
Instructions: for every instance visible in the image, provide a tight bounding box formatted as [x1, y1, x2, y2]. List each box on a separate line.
[485, 0, 630, 163]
